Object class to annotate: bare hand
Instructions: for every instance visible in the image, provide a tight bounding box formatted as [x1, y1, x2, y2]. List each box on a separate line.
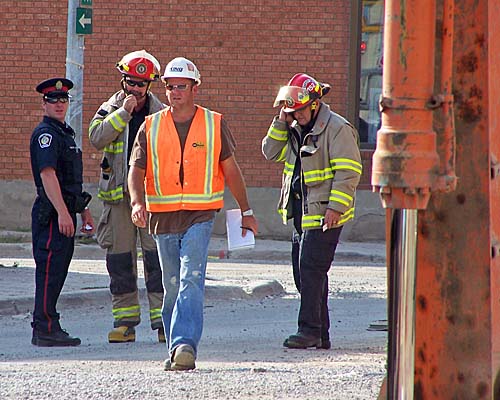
[279, 107, 293, 124]
[131, 203, 147, 228]
[58, 210, 75, 237]
[323, 208, 342, 231]
[123, 94, 138, 114]
[80, 208, 95, 235]
[241, 215, 258, 237]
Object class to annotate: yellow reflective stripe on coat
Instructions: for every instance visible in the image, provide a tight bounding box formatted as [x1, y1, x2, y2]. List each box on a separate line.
[302, 214, 323, 228]
[150, 308, 162, 321]
[278, 208, 288, 224]
[329, 189, 353, 207]
[330, 158, 362, 175]
[283, 161, 294, 176]
[267, 125, 288, 141]
[339, 207, 355, 224]
[88, 119, 102, 135]
[98, 186, 124, 202]
[276, 145, 288, 162]
[112, 305, 140, 320]
[105, 111, 127, 132]
[103, 141, 124, 154]
[303, 166, 334, 184]
[302, 208, 355, 229]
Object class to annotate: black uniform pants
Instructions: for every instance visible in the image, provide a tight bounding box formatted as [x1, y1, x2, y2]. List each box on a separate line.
[31, 201, 76, 333]
[296, 227, 342, 339]
[291, 196, 342, 339]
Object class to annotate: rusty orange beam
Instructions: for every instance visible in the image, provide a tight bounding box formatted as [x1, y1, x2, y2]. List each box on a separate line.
[372, 0, 439, 210]
[414, 0, 500, 398]
[434, 0, 457, 192]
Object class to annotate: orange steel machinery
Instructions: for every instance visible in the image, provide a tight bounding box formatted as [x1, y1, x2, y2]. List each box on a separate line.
[372, 0, 500, 398]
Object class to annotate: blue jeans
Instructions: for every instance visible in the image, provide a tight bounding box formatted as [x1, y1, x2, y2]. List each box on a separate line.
[153, 219, 214, 356]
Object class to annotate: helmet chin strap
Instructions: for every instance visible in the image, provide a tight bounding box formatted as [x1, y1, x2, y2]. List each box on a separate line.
[309, 101, 321, 120]
[121, 78, 131, 95]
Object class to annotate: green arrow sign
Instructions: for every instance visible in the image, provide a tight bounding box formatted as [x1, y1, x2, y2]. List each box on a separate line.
[76, 7, 92, 35]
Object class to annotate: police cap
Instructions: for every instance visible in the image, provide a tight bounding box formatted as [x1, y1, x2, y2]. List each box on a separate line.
[35, 78, 73, 98]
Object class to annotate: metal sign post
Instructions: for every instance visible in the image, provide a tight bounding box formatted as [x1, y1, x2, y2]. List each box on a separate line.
[65, 0, 92, 148]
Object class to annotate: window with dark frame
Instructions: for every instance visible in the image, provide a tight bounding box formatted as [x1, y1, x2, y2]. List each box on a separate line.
[359, 0, 384, 146]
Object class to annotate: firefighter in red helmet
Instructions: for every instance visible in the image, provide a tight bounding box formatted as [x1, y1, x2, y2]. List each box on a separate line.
[263, 73, 362, 349]
[89, 50, 166, 344]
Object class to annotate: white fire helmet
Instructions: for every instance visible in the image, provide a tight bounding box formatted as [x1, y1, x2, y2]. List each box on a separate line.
[161, 57, 201, 86]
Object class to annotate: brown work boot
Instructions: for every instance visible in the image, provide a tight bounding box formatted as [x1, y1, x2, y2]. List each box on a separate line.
[171, 344, 196, 371]
[157, 327, 166, 343]
[163, 358, 172, 371]
[108, 326, 136, 343]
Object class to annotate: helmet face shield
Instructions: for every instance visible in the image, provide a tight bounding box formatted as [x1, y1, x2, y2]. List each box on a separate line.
[273, 86, 313, 112]
[273, 73, 331, 112]
[274, 86, 313, 112]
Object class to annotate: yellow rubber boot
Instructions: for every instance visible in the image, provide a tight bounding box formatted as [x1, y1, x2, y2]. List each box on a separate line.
[108, 326, 136, 343]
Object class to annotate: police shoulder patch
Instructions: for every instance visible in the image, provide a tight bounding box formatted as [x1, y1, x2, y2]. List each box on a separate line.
[38, 133, 52, 149]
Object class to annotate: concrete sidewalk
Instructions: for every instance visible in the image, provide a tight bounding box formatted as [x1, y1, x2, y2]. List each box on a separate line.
[0, 230, 386, 263]
[0, 230, 386, 317]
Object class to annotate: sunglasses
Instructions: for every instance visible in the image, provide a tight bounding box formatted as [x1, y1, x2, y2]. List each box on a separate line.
[165, 84, 190, 91]
[125, 79, 148, 88]
[45, 97, 69, 104]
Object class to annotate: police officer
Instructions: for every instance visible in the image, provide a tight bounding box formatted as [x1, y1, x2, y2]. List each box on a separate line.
[30, 77, 95, 347]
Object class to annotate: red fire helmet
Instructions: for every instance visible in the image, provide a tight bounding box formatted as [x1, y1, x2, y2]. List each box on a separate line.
[273, 73, 330, 112]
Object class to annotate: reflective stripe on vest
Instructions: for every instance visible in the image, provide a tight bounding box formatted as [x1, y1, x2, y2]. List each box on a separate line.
[144, 107, 224, 212]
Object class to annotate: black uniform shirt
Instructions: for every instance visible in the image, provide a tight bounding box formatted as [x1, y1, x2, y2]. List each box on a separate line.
[30, 116, 83, 197]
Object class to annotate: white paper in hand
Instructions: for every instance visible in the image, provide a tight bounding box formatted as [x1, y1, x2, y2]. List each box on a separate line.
[226, 209, 255, 251]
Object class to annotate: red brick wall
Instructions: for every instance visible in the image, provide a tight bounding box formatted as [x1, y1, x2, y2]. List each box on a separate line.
[0, 0, 353, 188]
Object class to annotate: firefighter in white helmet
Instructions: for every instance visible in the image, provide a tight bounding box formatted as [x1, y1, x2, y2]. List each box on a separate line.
[128, 57, 258, 370]
[88, 50, 166, 344]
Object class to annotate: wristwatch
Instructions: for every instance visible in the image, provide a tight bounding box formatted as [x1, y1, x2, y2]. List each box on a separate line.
[241, 209, 254, 217]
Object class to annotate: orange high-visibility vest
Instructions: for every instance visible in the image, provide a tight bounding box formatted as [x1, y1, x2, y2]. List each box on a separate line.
[144, 106, 225, 212]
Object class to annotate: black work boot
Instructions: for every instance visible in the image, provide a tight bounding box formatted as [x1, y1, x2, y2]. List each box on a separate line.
[319, 329, 331, 349]
[32, 329, 81, 347]
[283, 332, 322, 349]
[319, 337, 331, 350]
